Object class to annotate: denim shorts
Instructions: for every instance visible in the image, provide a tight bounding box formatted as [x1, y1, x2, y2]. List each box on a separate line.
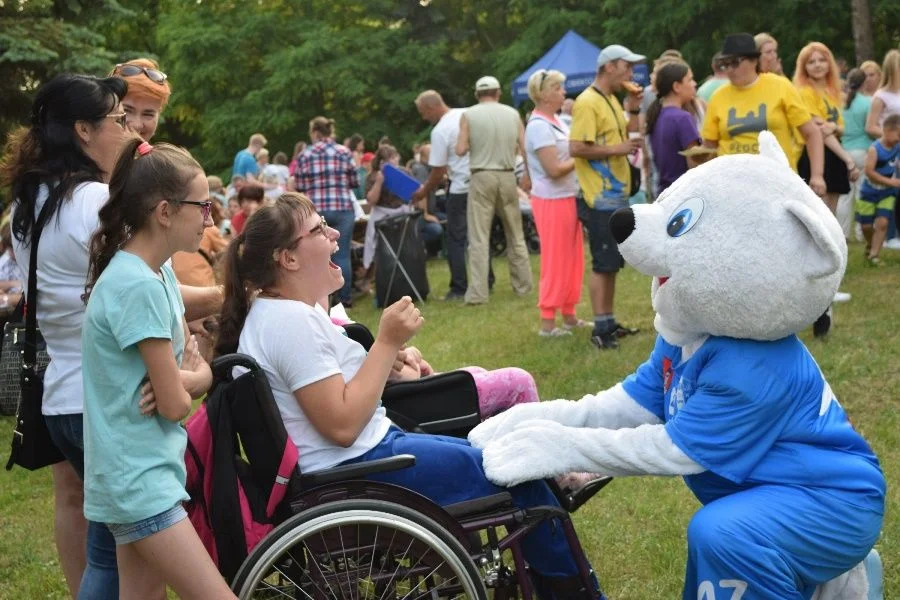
[44, 413, 85, 479]
[107, 504, 187, 545]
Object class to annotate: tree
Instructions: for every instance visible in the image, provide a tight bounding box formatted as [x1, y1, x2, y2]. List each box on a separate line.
[851, 0, 875, 63]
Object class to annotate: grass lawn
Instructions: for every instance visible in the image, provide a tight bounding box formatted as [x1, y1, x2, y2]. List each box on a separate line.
[0, 242, 896, 598]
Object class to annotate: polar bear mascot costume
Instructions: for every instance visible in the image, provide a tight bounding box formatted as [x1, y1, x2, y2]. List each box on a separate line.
[470, 132, 885, 600]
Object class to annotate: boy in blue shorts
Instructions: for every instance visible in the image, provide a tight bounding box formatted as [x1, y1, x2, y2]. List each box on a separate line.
[858, 113, 900, 265]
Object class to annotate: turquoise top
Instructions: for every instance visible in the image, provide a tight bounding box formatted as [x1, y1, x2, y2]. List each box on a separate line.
[697, 78, 728, 104]
[842, 94, 874, 152]
[82, 251, 187, 524]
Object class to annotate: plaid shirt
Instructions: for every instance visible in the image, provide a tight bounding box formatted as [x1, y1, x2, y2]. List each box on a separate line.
[293, 139, 358, 212]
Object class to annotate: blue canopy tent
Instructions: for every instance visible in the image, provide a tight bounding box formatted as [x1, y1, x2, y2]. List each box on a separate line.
[511, 30, 649, 106]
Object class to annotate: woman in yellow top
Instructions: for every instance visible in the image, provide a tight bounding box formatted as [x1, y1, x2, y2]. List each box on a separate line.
[793, 42, 861, 214]
[701, 33, 825, 196]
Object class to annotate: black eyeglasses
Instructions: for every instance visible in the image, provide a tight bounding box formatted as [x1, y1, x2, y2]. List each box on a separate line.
[113, 63, 168, 84]
[179, 199, 213, 220]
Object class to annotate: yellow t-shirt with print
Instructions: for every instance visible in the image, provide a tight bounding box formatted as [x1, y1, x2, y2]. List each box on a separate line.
[570, 87, 631, 209]
[797, 85, 845, 128]
[702, 73, 811, 165]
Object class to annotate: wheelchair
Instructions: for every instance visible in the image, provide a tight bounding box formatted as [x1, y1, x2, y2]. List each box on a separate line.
[202, 350, 611, 599]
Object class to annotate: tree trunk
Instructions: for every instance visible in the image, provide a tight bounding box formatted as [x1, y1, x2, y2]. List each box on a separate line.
[851, 0, 875, 64]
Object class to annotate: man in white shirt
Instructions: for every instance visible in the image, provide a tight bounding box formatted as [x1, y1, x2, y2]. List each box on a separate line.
[412, 90, 472, 301]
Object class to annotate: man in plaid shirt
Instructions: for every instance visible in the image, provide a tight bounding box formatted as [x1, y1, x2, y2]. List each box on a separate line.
[295, 116, 359, 306]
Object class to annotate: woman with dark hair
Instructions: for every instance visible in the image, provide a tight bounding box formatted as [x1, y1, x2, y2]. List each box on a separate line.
[294, 116, 358, 307]
[0, 73, 127, 598]
[215, 193, 600, 599]
[645, 62, 702, 195]
[838, 68, 875, 239]
[362, 144, 409, 268]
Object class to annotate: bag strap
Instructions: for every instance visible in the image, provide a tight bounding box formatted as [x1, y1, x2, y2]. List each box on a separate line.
[24, 200, 53, 369]
[589, 85, 627, 140]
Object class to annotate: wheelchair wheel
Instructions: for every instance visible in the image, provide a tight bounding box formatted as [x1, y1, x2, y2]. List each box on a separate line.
[231, 498, 488, 599]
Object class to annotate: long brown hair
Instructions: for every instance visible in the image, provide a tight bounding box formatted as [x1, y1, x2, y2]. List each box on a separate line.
[215, 193, 316, 357]
[84, 139, 202, 301]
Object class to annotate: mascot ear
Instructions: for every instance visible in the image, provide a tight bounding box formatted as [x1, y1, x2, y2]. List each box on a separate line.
[785, 200, 843, 279]
[757, 131, 790, 168]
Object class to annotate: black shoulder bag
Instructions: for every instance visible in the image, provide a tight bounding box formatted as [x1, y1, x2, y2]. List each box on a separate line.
[6, 201, 64, 471]
[590, 86, 641, 197]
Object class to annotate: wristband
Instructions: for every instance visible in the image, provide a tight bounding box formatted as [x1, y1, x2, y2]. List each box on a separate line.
[627, 108, 641, 115]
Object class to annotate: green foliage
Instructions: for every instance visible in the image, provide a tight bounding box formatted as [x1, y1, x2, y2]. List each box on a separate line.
[2, 0, 899, 175]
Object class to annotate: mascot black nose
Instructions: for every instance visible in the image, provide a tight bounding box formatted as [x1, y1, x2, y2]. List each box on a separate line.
[609, 207, 635, 244]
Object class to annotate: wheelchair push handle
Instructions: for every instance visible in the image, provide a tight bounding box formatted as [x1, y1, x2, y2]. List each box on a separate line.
[211, 353, 262, 379]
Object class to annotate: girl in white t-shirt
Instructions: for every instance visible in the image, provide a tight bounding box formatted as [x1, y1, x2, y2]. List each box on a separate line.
[216, 193, 596, 596]
[5, 73, 129, 599]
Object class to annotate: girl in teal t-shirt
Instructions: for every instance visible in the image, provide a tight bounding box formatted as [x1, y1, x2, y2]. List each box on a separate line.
[82, 139, 235, 599]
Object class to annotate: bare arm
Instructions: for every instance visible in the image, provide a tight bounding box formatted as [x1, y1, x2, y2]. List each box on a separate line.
[179, 284, 223, 322]
[411, 165, 447, 202]
[865, 97, 884, 139]
[534, 146, 575, 179]
[293, 297, 423, 447]
[138, 338, 193, 422]
[179, 319, 212, 398]
[455, 115, 470, 157]
[569, 139, 636, 160]
[366, 170, 384, 205]
[864, 146, 900, 187]
[798, 120, 826, 195]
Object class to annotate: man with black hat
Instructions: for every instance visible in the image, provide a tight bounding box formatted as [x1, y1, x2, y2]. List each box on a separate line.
[701, 33, 825, 195]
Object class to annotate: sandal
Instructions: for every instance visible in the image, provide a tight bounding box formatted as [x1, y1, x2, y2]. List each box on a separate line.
[539, 327, 573, 338]
[866, 256, 884, 267]
[561, 319, 592, 330]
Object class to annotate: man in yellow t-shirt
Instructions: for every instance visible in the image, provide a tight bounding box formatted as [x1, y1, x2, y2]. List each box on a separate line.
[569, 44, 645, 350]
[702, 72, 811, 161]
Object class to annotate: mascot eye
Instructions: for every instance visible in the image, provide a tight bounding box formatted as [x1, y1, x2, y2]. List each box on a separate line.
[666, 197, 705, 238]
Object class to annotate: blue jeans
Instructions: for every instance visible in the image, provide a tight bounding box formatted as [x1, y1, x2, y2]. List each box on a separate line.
[418, 215, 444, 244]
[44, 414, 119, 599]
[321, 209, 356, 304]
[344, 427, 580, 577]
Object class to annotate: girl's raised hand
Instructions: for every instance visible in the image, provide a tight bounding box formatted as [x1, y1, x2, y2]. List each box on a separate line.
[376, 296, 424, 348]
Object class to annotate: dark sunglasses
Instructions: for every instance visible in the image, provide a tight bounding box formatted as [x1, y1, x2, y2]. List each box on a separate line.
[539, 69, 550, 87]
[113, 63, 168, 84]
[716, 56, 747, 70]
[179, 199, 213, 220]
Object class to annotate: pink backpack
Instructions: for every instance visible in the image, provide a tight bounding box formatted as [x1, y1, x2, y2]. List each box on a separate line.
[184, 356, 299, 579]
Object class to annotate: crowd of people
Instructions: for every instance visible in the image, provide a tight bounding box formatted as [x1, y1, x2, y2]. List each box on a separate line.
[1, 30, 898, 598]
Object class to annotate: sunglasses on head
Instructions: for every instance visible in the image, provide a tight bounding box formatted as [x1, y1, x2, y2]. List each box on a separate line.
[113, 63, 168, 84]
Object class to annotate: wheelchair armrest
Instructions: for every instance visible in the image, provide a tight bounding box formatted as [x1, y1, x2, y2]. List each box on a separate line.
[299, 454, 416, 488]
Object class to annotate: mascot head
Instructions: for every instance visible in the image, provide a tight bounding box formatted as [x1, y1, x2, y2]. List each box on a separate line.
[610, 131, 846, 346]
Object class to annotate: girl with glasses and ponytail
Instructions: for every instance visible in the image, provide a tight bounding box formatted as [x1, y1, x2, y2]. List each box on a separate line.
[81, 139, 235, 599]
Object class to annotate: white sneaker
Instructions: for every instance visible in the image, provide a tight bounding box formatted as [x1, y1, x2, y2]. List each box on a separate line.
[833, 291, 852, 303]
[883, 238, 900, 250]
